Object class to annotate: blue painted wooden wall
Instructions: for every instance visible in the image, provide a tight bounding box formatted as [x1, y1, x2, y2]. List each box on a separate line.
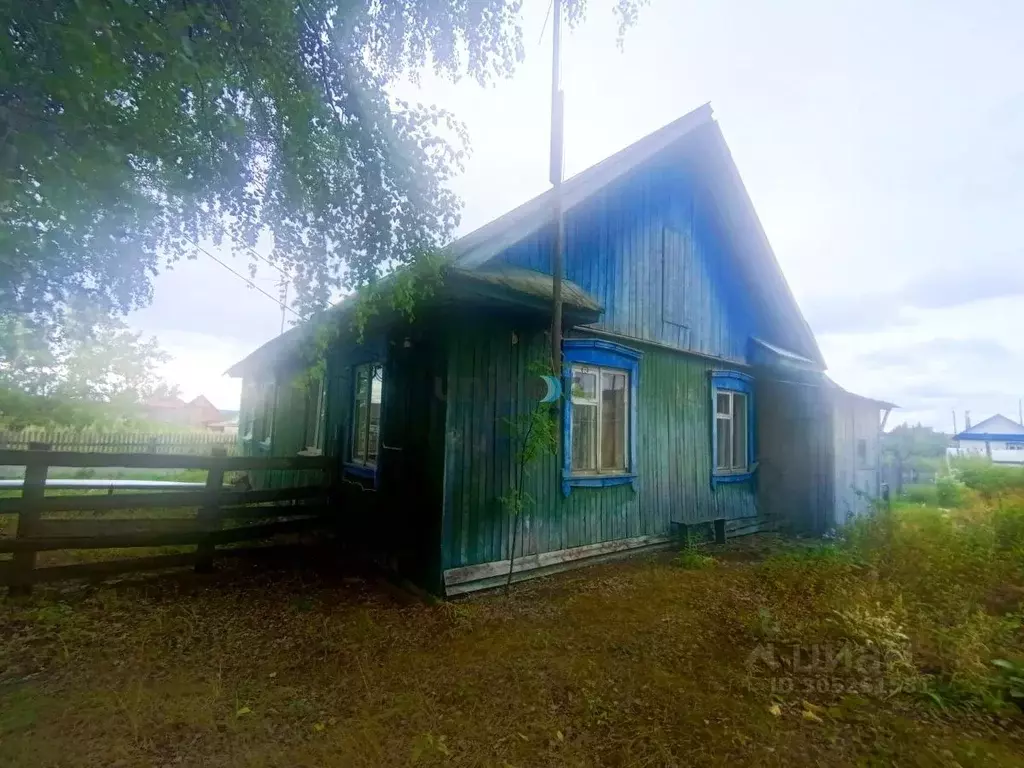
[492, 158, 759, 364]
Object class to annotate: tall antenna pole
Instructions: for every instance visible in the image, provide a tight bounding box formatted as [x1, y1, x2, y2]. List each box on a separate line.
[549, 0, 565, 372]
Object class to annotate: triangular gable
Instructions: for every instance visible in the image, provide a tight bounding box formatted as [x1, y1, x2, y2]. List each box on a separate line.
[959, 414, 1024, 438]
[451, 104, 824, 367]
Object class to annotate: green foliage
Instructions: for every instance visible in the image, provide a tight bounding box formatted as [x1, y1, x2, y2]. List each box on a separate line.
[841, 502, 1024, 709]
[673, 550, 716, 570]
[954, 458, 1024, 498]
[991, 659, 1024, 703]
[0, 387, 173, 431]
[935, 475, 966, 507]
[883, 423, 950, 461]
[900, 484, 939, 505]
[500, 357, 560, 592]
[0, 305, 177, 404]
[1, 0, 648, 329]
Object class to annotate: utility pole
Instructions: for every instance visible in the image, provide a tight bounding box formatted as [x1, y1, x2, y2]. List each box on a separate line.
[279, 276, 289, 334]
[549, 0, 565, 372]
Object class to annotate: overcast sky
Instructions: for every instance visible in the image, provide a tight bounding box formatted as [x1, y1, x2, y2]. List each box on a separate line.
[129, 0, 1024, 431]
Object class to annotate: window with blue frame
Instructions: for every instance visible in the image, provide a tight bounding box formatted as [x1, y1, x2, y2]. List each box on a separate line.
[711, 371, 754, 482]
[562, 339, 641, 495]
[349, 362, 383, 472]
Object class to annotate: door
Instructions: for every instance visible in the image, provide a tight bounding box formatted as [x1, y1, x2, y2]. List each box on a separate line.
[376, 333, 445, 587]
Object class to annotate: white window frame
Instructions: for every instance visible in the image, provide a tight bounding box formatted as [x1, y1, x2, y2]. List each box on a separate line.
[569, 363, 631, 475]
[304, 374, 327, 451]
[350, 362, 383, 468]
[715, 389, 749, 473]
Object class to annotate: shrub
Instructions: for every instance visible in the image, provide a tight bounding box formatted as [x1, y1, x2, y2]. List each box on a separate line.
[935, 475, 966, 507]
[901, 484, 938, 505]
[955, 459, 1024, 498]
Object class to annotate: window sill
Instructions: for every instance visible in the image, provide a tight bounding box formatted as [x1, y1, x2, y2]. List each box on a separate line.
[562, 473, 637, 497]
[712, 462, 757, 486]
[344, 463, 377, 479]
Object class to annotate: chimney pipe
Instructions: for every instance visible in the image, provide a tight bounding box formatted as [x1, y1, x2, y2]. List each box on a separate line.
[965, 411, 971, 430]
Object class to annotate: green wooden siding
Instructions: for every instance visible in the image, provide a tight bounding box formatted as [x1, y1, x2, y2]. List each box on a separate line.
[440, 316, 757, 572]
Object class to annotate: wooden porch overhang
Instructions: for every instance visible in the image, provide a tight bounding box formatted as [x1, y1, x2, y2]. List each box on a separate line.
[225, 266, 602, 379]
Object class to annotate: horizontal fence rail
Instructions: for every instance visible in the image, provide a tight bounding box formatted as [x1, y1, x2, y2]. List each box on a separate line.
[0, 430, 240, 456]
[0, 446, 336, 596]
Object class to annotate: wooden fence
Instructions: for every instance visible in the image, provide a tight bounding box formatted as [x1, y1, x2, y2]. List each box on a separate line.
[0, 448, 334, 595]
[0, 430, 240, 456]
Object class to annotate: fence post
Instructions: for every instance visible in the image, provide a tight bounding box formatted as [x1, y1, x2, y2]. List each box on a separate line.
[194, 447, 226, 573]
[9, 442, 50, 597]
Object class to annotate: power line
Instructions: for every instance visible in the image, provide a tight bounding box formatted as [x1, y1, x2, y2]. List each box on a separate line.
[238, 242, 290, 279]
[183, 236, 303, 320]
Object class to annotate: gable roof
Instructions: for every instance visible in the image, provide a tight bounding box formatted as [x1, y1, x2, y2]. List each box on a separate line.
[826, 377, 897, 410]
[228, 103, 825, 377]
[453, 103, 824, 367]
[187, 395, 224, 424]
[957, 414, 1024, 440]
[453, 105, 714, 267]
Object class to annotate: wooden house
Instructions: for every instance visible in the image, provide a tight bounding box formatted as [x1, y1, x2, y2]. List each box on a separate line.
[227, 104, 887, 595]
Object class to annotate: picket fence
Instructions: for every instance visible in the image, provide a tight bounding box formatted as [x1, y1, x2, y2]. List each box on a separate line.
[0, 430, 239, 456]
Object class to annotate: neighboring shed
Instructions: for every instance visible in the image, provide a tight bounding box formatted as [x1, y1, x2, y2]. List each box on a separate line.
[227, 103, 893, 595]
[829, 381, 895, 526]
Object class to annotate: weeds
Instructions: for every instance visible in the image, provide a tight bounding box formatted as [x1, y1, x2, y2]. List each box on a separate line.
[673, 550, 716, 570]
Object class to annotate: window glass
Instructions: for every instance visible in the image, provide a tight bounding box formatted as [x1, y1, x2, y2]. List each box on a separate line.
[304, 376, 325, 449]
[367, 365, 383, 464]
[572, 369, 598, 401]
[732, 392, 747, 468]
[600, 371, 627, 471]
[716, 412, 731, 470]
[351, 363, 383, 466]
[352, 366, 369, 462]
[716, 392, 731, 416]
[572, 402, 598, 471]
[570, 363, 630, 474]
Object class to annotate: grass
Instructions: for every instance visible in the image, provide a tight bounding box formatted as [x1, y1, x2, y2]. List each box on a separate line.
[0, 486, 1023, 765]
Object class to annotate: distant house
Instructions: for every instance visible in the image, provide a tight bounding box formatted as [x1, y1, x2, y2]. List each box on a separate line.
[953, 414, 1024, 464]
[227, 104, 893, 595]
[142, 394, 227, 431]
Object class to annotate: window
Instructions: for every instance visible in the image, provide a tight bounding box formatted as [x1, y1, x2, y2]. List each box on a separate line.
[303, 375, 327, 451]
[715, 390, 748, 472]
[856, 438, 868, 467]
[710, 371, 754, 483]
[350, 363, 383, 468]
[562, 339, 642, 496]
[570, 365, 629, 473]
